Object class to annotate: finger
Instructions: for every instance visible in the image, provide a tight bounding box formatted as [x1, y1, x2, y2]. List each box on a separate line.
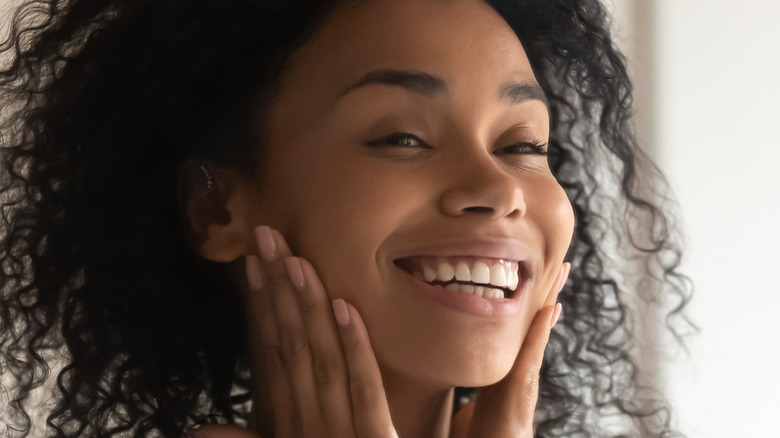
[291, 257, 354, 437]
[245, 255, 296, 438]
[511, 304, 557, 424]
[333, 299, 397, 438]
[255, 226, 323, 435]
[449, 401, 474, 438]
[187, 424, 261, 438]
[463, 265, 570, 438]
[469, 305, 558, 437]
[543, 262, 570, 307]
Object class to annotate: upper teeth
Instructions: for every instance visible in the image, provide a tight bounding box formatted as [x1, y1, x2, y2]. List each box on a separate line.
[416, 258, 520, 292]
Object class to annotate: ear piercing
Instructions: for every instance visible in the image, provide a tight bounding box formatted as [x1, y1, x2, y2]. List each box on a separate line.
[199, 164, 214, 191]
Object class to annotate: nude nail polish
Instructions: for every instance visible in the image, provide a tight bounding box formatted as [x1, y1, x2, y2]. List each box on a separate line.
[332, 299, 350, 326]
[284, 257, 305, 291]
[550, 303, 563, 328]
[245, 255, 264, 290]
[255, 226, 276, 261]
[555, 263, 571, 293]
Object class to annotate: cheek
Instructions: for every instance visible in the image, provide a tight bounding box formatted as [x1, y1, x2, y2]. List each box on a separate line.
[268, 157, 419, 301]
[530, 178, 574, 262]
[549, 189, 575, 257]
[522, 177, 574, 310]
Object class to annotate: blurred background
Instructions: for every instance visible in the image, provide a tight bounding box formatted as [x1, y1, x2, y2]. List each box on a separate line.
[1, 0, 779, 436]
[611, 0, 780, 436]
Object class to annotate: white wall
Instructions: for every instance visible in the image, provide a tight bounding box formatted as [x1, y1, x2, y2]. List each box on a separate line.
[613, 0, 780, 436]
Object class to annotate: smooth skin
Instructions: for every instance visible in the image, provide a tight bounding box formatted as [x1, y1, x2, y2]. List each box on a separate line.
[190, 230, 567, 438]
[189, 0, 575, 436]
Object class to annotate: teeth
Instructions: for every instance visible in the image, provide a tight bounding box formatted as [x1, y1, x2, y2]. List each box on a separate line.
[455, 262, 471, 282]
[509, 270, 519, 290]
[423, 266, 437, 283]
[432, 283, 506, 299]
[484, 287, 504, 299]
[406, 257, 521, 297]
[471, 261, 490, 284]
[437, 262, 455, 282]
[490, 264, 507, 288]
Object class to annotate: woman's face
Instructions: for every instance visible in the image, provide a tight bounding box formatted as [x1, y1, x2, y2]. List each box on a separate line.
[246, 0, 574, 388]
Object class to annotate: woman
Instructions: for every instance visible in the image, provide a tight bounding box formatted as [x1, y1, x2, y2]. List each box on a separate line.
[0, 0, 692, 436]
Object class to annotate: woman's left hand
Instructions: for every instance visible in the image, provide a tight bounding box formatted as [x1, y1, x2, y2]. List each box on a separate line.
[449, 263, 570, 438]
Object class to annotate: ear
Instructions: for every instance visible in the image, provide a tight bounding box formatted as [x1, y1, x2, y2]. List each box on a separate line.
[179, 159, 262, 262]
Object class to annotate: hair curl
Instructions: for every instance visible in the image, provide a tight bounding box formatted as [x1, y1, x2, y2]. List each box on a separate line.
[0, 0, 694, 436]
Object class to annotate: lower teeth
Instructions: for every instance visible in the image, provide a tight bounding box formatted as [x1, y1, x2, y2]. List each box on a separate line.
[442, 282, 505, 299]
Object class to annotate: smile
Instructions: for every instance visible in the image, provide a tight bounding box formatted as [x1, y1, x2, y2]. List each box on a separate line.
[394, 256, 525, 299]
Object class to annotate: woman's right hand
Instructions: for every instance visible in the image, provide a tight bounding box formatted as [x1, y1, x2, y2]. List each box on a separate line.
[189, 226, 398, 438]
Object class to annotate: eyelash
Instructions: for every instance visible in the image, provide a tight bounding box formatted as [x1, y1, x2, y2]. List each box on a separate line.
[366, 132, 548, 156]
[499, 139, 548, 156]
[366, 133, 427, 148]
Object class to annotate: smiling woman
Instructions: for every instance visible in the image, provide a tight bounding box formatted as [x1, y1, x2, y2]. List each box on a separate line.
[0, 0, 691, 437]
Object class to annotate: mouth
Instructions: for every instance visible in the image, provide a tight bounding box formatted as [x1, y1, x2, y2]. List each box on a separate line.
[393, 256, 527, 300]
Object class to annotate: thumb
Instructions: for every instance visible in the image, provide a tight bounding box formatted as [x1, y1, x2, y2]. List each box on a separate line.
[466, 303, 560, 437]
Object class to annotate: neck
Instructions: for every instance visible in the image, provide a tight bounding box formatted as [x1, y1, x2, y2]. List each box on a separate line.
[382, 368, 454, 438]
[248, 363, 455, 438]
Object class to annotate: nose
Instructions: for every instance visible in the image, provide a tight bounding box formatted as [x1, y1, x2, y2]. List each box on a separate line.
[439, 153, 526, 220]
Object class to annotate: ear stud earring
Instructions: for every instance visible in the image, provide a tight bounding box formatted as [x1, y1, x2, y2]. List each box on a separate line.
[199, 164, 214, 191]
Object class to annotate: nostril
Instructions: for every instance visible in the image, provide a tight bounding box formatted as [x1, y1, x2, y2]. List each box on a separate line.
[439, 186, 525, 218]
[462, 206, 493, 214]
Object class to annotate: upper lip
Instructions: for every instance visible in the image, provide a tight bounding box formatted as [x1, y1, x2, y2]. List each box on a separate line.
[389, 237, 535, 268]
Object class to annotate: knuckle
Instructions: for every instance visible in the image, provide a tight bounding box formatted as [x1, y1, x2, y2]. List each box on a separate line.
[311, 349, 342, 384]
[350, 380, 380, 409]
[524, 373, 541, 404]
[340, 331, 361, 354]
[525, 370, 541, 389]
[279, 328, 309, 362]
[297, 291, 319, 314]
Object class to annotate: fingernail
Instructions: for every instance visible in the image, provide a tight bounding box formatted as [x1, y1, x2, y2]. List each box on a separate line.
[550, 303, 563, 328]
[255, 226, 277, 261]
[555, 263, 570, 293]
[332, 298, 350, 326]
[246, 255, 264, 290]
[561, 263, 571, 290]
[284, 257, 305, 291]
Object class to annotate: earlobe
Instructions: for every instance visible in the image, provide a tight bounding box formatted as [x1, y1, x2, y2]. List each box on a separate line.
[179, 159, 261, 262]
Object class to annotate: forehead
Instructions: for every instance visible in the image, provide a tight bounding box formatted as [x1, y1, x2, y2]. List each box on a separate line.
[276, 0, 537, 105]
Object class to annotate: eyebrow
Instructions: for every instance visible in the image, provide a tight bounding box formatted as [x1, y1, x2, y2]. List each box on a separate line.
[499, 82, 548, 105]
[338, 69, 548, 106]
[339, 70, 449, 98]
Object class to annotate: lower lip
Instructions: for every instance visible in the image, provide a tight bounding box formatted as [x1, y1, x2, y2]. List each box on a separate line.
[399, 268, 526, 319]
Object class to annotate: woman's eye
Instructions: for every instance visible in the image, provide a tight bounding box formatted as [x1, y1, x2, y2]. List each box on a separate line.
[498, 139, 548, 156]
[366, 133, 426, 148]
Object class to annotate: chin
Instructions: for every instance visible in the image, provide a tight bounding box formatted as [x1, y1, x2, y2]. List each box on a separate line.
[416, 349, 518, 389]
[454, 362, 515, 388]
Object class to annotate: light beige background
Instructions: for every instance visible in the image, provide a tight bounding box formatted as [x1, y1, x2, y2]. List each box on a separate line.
[611, 0, 780, 436]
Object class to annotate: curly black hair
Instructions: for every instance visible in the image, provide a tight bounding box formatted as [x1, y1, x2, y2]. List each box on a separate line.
[0, 0, 694, 436]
